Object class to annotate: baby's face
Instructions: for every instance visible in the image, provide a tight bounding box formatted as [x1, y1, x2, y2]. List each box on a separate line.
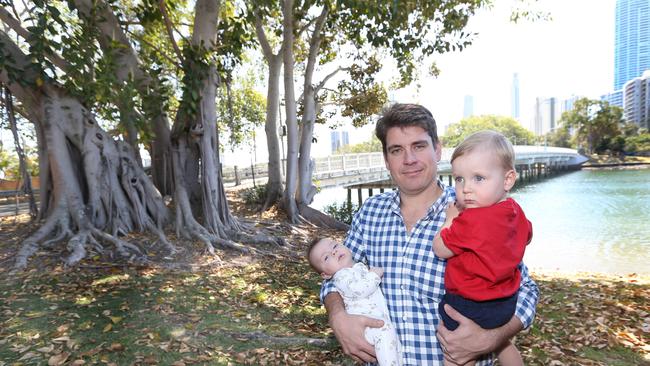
[310, 238, 354, 279]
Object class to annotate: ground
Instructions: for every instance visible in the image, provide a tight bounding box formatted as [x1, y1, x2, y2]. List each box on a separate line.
[0, 188, 648, 365]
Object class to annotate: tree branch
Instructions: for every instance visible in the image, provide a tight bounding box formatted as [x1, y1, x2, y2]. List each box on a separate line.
[158, 0, 185, 64]
[254, 15, 274, 60]
[124, 27, 182, 70]
[315, 66, 347, 94]
[0, 7, 69, 71]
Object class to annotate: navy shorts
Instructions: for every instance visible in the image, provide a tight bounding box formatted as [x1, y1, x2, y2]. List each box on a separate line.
[438, 292, 518, 330]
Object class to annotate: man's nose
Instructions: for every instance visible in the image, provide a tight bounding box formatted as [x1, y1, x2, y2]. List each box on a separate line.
[404, 149, 417, 164]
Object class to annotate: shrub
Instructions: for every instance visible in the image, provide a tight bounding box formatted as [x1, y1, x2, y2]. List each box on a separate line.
[240, 185, 267, 205]
[323, 201, 359, 225]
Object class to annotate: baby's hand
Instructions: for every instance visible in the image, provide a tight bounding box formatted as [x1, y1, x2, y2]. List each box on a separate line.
[369, 267, 384, 278]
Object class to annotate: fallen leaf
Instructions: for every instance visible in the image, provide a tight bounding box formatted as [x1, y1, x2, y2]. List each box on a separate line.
[109, 316, 122, 324]
[48, 352, 69, 366]
[109, 343, 124, 351]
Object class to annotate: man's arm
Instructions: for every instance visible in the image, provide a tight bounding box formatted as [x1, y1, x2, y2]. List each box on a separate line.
[323, 292, 384, 364]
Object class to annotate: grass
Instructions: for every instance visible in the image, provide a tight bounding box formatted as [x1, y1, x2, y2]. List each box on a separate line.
[0, 207, 648, 365]
[1, 261, 648, 365]
[0, 260, 347, 365]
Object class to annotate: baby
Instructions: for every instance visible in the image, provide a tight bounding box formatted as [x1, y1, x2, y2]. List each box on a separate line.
[307, 237, 402, 366]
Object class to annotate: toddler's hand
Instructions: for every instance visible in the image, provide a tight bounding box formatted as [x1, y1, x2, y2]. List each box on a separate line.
[445, 202, 460, 224]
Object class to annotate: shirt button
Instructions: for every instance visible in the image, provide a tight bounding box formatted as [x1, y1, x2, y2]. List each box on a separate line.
[400, 285, 405, 290]
[402, 315, 408, 321]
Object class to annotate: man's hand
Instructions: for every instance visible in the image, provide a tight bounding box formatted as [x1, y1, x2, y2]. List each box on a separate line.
[437, 304, 496, 364]
[330, 308, 384, 363]
[369, 267, 384, 278]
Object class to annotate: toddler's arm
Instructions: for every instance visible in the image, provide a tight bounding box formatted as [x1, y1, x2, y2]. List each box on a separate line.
[433, 203, 459, 259]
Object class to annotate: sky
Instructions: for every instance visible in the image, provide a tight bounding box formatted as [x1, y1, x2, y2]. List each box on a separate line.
[394, 0, 617, 134]
[1, 0, 618, 169]
[223, 0, 619, 165]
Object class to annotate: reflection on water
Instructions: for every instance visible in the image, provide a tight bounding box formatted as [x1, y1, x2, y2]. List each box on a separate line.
[312, 169, 650, 274]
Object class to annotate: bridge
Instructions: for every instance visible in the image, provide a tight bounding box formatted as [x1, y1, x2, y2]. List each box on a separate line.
[222, 146, 587, 189]
[1, 146, 586, 216]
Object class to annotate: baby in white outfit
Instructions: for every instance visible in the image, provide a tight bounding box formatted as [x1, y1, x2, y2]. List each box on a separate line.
[308, 237, 402, 366]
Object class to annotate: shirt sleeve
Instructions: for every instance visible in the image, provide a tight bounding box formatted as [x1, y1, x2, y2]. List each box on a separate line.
[440, 211, 483, 255]
[319, 207, 367, 304]
[514, 261, 539, 329]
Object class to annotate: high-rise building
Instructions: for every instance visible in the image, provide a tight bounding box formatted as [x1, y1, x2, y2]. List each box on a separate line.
[533, 96, 577, 136]
[623, 70, 650, 129]
[511, 73, 520, 120]
[601, 89, 624, 107]
[330, 130, 349, 153]
[463, 95, 474, 118]
[614, 0, 650, 90]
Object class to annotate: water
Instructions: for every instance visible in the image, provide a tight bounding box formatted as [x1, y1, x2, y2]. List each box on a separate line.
[311, 169, 650, 275]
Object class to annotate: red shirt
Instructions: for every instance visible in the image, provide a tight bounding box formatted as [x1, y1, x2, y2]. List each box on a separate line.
[440, 198, 532, 301]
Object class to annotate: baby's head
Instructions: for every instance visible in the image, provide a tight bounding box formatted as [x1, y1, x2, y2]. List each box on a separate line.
[306, 237, 354, 279]
[450, 130, 517, 209]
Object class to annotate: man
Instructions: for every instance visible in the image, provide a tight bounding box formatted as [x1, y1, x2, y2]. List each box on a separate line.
[320, 103, 539, 365]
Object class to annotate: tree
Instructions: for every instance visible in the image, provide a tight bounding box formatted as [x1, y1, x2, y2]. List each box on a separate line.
[561, 98, 623, 155]
[2, 86, 37, 217]
[336, 136, 382, 154]
[443, 115, 536, 147]
[253, 0, 492, 225]
[0, 0, 279, 270]
[543, 126, 572, 148]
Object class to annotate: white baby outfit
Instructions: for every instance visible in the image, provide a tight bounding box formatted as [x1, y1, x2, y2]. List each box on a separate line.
[333, 262, 402, 366]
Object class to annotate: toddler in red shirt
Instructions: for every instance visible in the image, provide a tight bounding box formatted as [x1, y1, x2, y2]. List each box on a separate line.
[434, 130, 532, 366]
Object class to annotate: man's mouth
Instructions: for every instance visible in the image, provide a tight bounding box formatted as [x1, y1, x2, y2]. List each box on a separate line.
[402, 169, 422, 176]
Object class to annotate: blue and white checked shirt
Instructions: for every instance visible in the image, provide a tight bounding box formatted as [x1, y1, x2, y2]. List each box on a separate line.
[320, 182, 539, 365]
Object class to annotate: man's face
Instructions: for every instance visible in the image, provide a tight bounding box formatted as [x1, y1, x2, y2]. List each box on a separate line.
[309, 238, 355, 279]
[452, 147, 515, 210]
[384, 126, 441, 197]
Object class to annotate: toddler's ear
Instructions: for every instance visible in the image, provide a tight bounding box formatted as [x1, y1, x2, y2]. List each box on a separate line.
[321, 272, 332, 280]
[504, 169, 517, 191]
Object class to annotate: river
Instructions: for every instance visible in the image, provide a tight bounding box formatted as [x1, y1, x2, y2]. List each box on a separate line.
[311, 168, 650, 275]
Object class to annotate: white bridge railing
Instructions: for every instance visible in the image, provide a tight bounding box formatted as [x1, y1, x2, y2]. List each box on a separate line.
[221, 146, 587, 184]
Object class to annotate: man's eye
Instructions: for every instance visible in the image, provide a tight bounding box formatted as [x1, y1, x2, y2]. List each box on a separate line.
[389, 148, 401, 155]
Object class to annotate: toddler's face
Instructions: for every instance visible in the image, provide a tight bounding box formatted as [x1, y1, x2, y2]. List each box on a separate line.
[310, 238, 354, 279]
[452, 147, 514, 209]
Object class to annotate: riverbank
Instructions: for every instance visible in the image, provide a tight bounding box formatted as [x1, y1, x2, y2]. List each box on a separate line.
[581, 155, 650, 170]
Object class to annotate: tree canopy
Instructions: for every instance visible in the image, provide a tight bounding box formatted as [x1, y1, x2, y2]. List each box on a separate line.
[560, 98, 624, 155]
[443, 115, 536, 147]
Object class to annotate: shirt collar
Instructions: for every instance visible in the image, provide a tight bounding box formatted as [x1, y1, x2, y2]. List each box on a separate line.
[390, 180, 454, 219]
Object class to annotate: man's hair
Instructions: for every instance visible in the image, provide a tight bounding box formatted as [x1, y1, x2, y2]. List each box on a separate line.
[306, 236, 325, 273]
[375, 103, 439, 154]
[451, 130, 516, 171]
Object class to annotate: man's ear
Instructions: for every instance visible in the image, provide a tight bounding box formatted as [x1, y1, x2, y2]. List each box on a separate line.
[321, 272, 332, 280]
[504, 169, 516, 191]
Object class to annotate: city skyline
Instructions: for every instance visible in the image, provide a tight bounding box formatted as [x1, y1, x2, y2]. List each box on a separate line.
[396, 0, 617, 133]
[614, 0, 650, 90]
